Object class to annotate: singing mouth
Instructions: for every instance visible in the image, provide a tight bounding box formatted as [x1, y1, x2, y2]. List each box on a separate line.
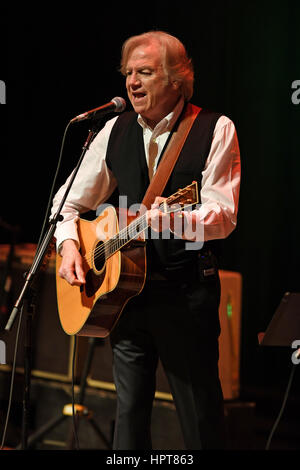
[132, 92, 146, 102]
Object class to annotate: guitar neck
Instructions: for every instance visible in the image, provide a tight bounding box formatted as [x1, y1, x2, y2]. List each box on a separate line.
[104, 211, 149, 258]
[101, 181, 198, 260]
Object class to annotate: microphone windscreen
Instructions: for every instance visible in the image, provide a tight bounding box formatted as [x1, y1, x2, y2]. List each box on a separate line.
[111, 97, 126, 112]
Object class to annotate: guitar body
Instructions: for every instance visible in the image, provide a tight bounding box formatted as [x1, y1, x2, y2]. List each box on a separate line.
[56, 205, 146, 337]
[56, 182, 198, 338]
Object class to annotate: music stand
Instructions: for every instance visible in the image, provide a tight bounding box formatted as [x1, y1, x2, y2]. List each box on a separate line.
[260, 292, 300, 347]
[259, 292, 300, 449]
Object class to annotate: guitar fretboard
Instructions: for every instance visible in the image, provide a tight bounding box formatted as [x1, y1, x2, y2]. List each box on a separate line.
[104, 211, 148, 258]
[92, 181, 198, 263]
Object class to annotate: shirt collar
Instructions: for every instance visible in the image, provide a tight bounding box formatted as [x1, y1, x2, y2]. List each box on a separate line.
[137, 98, 185, 136]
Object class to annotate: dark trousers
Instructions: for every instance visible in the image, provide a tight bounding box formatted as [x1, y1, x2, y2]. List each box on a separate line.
[110, 268, 226, 450]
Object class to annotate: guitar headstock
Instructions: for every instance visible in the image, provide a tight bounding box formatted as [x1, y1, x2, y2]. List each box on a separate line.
[162, 181, 199, 213]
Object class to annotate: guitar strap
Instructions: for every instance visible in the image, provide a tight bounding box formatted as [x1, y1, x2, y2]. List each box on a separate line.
[141, 102, 201, 210]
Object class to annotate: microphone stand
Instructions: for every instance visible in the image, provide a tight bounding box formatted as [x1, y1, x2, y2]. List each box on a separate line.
[4, 121, 102, 450]
[0, 219, 19, 329]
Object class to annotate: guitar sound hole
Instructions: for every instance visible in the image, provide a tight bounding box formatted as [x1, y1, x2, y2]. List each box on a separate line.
[93, 241, 106, 272]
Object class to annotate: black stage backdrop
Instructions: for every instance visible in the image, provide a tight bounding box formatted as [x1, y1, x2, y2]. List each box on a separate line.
[0, 1, 300, 397]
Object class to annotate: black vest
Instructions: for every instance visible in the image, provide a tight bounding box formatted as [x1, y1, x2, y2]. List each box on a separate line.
[106, 106, 222, 278]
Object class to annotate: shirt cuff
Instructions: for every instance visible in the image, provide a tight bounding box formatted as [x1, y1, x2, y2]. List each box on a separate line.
[54, 220, 80, 253]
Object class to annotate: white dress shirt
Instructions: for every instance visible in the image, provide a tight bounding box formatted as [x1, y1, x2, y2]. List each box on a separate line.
[51, 100, 241, 250]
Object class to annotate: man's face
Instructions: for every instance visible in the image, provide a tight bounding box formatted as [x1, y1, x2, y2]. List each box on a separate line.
[125, 42, 181, 128]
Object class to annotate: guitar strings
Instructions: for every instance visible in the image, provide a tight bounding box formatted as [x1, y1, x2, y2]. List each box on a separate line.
[83, 198, 174, 265]
[82, 192, 192, 266]
[82, 211, 148, 265]
[82, 201, 186, 266]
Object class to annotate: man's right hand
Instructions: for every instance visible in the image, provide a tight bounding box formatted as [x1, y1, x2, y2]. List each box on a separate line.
[58, 239, 86, 286]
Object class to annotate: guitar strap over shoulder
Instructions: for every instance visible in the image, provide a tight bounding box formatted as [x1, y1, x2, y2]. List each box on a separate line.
[141, 103, 201, 210]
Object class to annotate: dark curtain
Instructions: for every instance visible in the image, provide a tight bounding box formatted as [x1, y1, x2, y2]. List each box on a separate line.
[1, 0, 300, 394]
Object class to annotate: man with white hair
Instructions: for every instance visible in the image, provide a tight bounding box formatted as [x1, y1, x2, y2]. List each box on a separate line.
[52, 30, 241, 450]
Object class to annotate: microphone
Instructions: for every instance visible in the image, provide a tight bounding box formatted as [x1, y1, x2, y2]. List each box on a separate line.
[70, 97, 126, 123]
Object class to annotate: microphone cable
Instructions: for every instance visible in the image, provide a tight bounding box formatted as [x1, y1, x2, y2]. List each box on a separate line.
[265, 363, 296, 450]
[1, 109, 109, 449]
[0, 304, 24, 449]
[0, 119, 72, 449]
[36, 120, 72, 251]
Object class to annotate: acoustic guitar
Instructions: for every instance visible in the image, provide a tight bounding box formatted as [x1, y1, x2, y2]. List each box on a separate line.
[56, 181, 199, 338]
